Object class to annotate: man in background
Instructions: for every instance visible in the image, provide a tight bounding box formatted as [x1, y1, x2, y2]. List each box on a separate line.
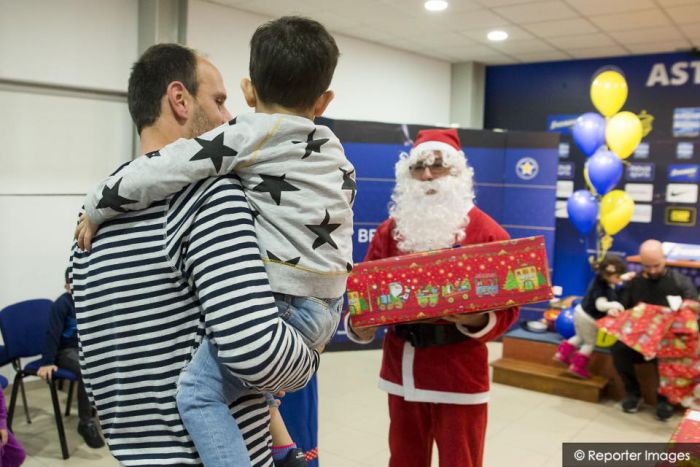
[613, 239, 698, 420]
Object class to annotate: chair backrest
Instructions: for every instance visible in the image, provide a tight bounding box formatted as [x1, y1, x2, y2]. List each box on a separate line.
[0, 299, 54, 360]
[0, 374, 7, 389]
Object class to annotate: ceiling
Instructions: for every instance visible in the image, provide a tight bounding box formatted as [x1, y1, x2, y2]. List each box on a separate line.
[205, 0, 700, 64]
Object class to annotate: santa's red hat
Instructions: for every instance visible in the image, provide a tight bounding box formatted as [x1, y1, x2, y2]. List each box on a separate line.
[406, 128, 465, 169]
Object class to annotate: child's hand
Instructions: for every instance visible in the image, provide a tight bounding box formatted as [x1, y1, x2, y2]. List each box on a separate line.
[607, 308, 621, 318]
[37, 364, 58, 381]
[620, 271, 636, 282]
[74, 214, 99, 251]
[1, 428, 8, 446]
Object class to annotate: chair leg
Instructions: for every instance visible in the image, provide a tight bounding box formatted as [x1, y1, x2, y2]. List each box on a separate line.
[20, 378, 31, 424]
[48, 380, 70, 459]
[7, 372, 21, 432]
[65, 380, 76, 417]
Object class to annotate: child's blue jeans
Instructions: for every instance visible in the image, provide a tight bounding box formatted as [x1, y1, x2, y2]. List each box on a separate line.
[175, 294, 342, 467]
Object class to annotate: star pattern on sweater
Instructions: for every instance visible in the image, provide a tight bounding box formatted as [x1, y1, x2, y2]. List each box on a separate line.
[306, 210, 340, 250]
[95, 178, 138, 212]
[340, 168, 357, 204]
[293, 129, 329, 159]
[252, 174, 300, 205]
[190, 132, 238, 172]
[267, 250, 301, 266]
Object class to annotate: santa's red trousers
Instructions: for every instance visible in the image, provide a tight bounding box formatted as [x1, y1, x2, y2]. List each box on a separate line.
[388, 394, 487, 467]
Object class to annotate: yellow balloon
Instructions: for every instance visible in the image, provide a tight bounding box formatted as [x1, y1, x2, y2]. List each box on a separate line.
[590, 70, 628, 117]
[600, 190, 634, 235]
[583, 165, 597, 196]
[606, 111, 643, 160]
[596, 329, 617, 348]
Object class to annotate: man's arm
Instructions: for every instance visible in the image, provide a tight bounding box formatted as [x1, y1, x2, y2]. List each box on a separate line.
[674, 271, 699, 300]
[173, 177, 319, 393]
[83, 116, 279, 226]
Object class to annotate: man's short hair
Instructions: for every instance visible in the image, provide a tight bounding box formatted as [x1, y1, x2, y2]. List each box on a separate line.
[249, 16, 339, 110]
[128, 43, 199, 134]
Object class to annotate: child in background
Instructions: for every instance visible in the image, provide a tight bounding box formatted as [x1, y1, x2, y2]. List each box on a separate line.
[554, 255, 631, 378]
[74, 16, 353, 467]
[1, 383, 26, 467]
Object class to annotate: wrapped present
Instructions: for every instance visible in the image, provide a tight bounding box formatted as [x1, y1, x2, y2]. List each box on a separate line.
[671, 410, 700, 443]
[669, 306, 700, 335]
[660, 357, 700, 381]
[347, 236, 552, 329]
[595, 303, 676, 359]
[659, 375, 696, 405]
[658, 334, 699, 359]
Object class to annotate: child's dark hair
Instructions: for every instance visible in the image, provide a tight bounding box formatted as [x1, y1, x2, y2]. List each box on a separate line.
[596, 255, 626, 276]
[249, 16, 339, 110]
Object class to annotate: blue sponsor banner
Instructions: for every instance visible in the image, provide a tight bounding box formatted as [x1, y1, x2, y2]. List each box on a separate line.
[673, 107, 700, 137]
[546, 114, 579, 135]
[558, 161, 575, 180]
[634, 142, 650, 159]
[668, 164, 700, 182]
[626, 162, 656, 182]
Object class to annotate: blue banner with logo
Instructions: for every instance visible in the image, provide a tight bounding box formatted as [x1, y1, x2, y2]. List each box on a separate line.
[485, 51, 700, 297]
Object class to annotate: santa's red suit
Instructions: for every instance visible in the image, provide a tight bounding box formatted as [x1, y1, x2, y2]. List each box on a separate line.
[349, 205, 519, 467]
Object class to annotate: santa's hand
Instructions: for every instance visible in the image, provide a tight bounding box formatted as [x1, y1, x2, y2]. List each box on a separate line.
[351, 325, 379, 341]
[443, 313, 488, 328]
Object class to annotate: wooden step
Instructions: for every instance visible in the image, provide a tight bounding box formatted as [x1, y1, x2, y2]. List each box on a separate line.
[492, 358, 608, 403]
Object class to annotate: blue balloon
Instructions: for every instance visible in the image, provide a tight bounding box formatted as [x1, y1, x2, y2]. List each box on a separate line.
[587, 149, 623, 195]
[556, 307, 576, 339]
[567, 190, 598, 235]
[572, 112, 606, 157]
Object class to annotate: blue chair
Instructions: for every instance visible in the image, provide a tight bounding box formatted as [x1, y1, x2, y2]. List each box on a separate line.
[0, 343, 32, 424]
[0, 374, 8, 389]
[0, 299, 78, 459]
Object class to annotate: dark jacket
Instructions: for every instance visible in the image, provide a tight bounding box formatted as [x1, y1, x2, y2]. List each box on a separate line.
[40, 292, 78, 365]
[619, 269, 698, 309]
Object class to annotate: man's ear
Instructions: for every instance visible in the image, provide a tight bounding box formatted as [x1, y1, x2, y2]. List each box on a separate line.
[313, 90, 335, 117]
[166, 81, 190, 121]
[240, 78, 257, 108]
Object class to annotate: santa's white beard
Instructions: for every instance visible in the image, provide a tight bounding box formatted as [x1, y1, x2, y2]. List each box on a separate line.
[389, 171, 474, 253]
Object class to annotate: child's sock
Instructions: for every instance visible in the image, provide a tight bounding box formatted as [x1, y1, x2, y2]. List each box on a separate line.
[272, 443, 298, 462]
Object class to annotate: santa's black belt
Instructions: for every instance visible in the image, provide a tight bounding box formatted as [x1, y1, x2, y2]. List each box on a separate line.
[394, 323, 469, 348]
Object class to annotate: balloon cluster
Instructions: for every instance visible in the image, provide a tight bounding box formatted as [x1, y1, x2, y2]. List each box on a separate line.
[566, 69, 644, 260]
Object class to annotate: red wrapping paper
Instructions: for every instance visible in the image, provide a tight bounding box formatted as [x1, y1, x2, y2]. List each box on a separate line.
[347, 236, 552, 329]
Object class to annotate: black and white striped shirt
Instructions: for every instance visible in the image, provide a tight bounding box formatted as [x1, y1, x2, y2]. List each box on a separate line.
[70, 174, 319, 466]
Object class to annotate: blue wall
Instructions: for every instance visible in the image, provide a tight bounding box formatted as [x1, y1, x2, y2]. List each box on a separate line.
[485, 52, 700, 297]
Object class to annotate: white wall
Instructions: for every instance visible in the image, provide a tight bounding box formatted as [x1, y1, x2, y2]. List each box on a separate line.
[0, 0, 138, 377]
[186, 0, 452, 125]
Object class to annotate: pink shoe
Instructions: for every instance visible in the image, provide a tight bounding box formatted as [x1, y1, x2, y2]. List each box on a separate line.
[568, 352, 591, 379]
[554, 340, 576, 365]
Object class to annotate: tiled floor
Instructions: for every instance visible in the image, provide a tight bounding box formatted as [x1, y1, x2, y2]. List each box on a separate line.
[8, 342, 678, 466]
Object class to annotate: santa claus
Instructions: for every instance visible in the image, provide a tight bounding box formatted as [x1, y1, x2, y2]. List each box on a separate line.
[346, 128, 519, 467]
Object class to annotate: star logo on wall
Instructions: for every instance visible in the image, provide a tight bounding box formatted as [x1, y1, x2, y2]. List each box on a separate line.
[516, 157, 539, 180]
[340, 168, 357, 204]
[190, 132, 238, 172]
[306, 210, 340, 250]
[252, 174, 300, 205]
[293, 129, 329, 159]
[95, 178, 138, 212]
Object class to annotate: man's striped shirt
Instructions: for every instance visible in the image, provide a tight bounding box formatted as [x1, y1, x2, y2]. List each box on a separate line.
[70, 175, 319, 466]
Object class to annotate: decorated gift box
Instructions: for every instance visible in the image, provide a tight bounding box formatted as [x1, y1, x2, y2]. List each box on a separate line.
[347, 236, 552, 329]
[596, 303, 677, 359]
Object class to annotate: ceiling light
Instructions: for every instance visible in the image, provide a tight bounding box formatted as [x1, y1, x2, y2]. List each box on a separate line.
[487, 30, 508, 41]
[424, 0, 448, 12]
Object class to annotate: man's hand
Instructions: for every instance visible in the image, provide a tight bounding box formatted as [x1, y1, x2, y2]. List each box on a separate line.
[443, 312, 489, 330]
[37, 364, 58, 381]
[607, 308, 621, 318]
[74, 213, 99, 251]
[351, 325, 379, 341]
[0, 428, 8, 446]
